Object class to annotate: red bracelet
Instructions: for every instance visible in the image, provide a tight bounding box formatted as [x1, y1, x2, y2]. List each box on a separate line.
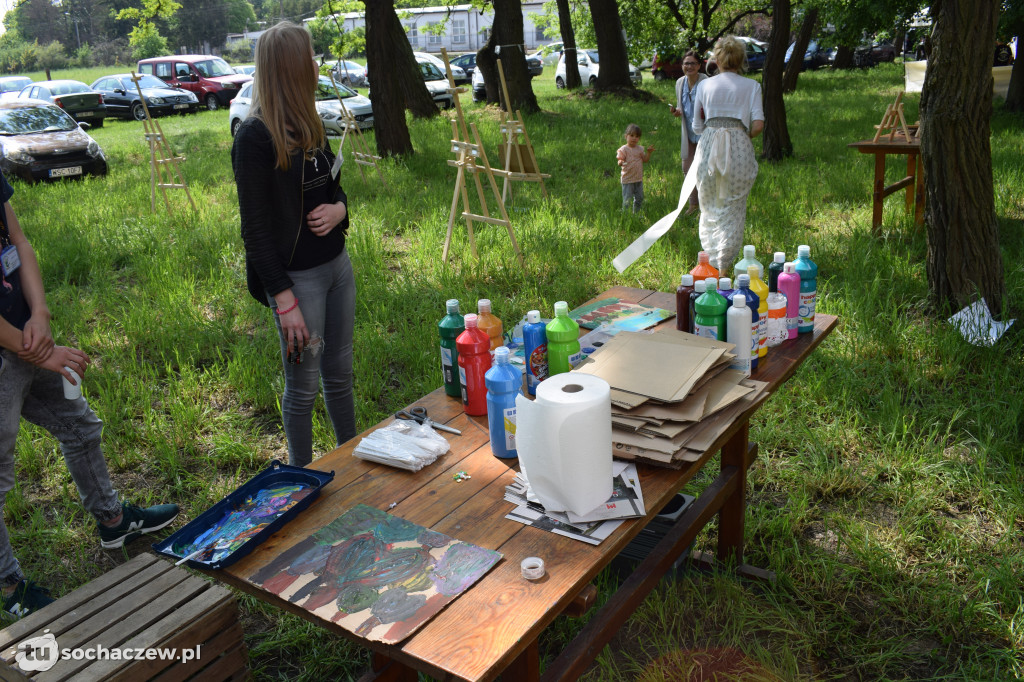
[275, 299, 298, 315]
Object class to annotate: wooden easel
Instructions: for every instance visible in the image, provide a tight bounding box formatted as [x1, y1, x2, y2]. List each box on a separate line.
[439, 48, 525, 269]
[495, 59, 549, 204]
[131, 72, 196, 214]
[873, 91, 915, 142]
[331, 81, 387, 187]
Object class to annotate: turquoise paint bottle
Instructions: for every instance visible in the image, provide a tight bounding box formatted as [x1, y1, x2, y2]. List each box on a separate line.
[794, 244, 819, 334]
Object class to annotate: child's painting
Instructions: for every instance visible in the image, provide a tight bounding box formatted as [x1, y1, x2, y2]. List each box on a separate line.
[570, 298, 674, 331]
[246, 504, 503, 644]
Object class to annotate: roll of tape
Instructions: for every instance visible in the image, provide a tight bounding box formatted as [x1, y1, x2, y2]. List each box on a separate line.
[521, 556, 545, 580]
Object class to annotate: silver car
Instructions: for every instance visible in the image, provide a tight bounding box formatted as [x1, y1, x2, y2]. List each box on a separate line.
[228, 76, 374, 137]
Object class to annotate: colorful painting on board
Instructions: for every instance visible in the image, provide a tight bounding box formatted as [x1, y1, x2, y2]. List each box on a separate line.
[569, 298, 675, 331]
[246, 504, 503, 644]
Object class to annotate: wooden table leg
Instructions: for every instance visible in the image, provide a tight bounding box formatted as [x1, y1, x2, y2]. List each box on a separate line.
[717, 422, 750, 566]
[914, 153, 925, 228]
[905, 153, 916, 214]
[872, 152, 885, 234]
[502, 639, 539, 681]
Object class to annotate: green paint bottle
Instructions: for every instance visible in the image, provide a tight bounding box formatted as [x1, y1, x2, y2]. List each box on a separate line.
[693, 277, 728, 341]
[545, 301, 581, 377]
[438, 299, 465, 398]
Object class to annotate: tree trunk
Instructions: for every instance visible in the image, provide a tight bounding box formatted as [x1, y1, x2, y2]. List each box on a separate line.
[761, 0, 792, 161]
[475, 0, 539, 113]
[833, 45, 854, 69]
[782, 7, 817, 94]
[556, 0, 581, 89]
[364, 0, 413, 156]
[1006, 29, 1024, 111]
[380, 7, 439, 118]
[921, 0, 1005, 316]
[588, 0, 634, 90]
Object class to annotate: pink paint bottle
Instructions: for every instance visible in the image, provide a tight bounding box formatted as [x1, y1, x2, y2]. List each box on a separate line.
[777, 262, 801, 340]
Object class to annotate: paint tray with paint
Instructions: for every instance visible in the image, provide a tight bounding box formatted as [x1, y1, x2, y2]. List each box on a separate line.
[153, 460, 334, 570]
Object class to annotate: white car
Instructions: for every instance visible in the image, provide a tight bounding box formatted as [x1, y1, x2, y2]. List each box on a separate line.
[555, 49, 642, 88]
[414, 51, 468, 85]
[229, 76, 374, 137]
[416, 59, 455, 109]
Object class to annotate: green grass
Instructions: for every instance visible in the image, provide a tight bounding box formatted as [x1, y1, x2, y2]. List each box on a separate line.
[4, 61, 1023, 680]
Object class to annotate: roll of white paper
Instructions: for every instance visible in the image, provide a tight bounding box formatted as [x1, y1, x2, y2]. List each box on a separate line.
[515, 373, 613, 516]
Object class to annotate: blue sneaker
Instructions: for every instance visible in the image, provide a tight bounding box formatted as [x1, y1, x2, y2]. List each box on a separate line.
[99, 502, 179, 549]
[2, 579, 54, 622]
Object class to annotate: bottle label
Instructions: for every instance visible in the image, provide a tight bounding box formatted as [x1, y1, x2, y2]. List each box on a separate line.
[786, 315, 798, 332]
[503, 407, 517, 450]
[459, 366, 468, 404]
[528, 343, 548, 389]
[757, 312, 767, 349]
[568, 350, 583, 368]
[799, 289, 816, 327]
[441, 346, 454, 385]
[729, 355, 751, 373]
[750, 321, 759, 358]
[694, 323, 718, 340]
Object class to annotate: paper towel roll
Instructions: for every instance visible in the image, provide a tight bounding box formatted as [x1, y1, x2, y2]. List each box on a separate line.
[515, 373, 613, 515]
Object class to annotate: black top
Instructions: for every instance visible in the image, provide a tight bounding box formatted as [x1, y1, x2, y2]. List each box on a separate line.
[231, 117, 348, 306]
[0, 171, 29, 330]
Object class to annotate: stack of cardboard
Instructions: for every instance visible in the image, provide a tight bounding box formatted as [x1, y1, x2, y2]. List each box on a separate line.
[572, 329, 770, 468]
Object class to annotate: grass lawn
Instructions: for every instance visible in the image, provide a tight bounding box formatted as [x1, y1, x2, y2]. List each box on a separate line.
[3, 62, 1022, 680]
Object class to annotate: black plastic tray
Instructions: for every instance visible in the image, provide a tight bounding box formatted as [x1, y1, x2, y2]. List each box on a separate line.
[152, 460, 334, 570]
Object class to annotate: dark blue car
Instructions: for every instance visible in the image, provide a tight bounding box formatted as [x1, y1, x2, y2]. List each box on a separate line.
[784, 40, 830, 71]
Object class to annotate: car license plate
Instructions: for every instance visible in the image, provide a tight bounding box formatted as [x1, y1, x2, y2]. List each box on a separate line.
[173, 103, 188, 109]
[49, 167, 82, 178]
[79, 111, 93, 117]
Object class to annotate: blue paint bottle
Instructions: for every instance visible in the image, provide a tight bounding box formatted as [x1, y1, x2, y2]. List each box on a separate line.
[522, 310, 547, 396]
[485, 346, 522, 459]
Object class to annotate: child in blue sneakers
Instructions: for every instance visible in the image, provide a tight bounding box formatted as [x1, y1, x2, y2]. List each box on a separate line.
[0, 170, 179, 621]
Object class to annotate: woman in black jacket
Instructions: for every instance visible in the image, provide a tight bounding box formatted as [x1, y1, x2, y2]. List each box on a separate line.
[232, 21, 355, 466]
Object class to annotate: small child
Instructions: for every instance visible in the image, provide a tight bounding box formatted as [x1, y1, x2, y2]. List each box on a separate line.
[616, 123, 655, 213]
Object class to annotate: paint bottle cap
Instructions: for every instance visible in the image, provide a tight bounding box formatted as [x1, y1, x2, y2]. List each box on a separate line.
[798, 244, 811, 257]
[446, 299, 460, 314]
[784, 262, 796, 273]
[554, 301, 569, 317]
[743, 245, 756, 258]
[681, 274, 694, 286]
[733, 294, 747, 308]
[527, 310, 540, 324]
[478, 299, 492, 313]
[464, 313, 479, 328]
[774, 251, 785, 263]
[719, 277, 732, 290]
[736, 274, 750, 288]
[493, 346, 511, 364]
[694, 280, 707, 293]
[705, 277, 718, 291]
[697, 250, 710, 264]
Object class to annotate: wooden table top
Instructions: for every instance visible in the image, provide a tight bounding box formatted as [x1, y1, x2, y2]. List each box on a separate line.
[848, 135, 920, 153]
[211, 286, 839, 682]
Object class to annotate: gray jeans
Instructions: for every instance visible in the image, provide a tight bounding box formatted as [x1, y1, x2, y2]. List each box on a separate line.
[622, 181, 644, 213]
[268, 249, 356, 467]
[0, 350, 120, 584]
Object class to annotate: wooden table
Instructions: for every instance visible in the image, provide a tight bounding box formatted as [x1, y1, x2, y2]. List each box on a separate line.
[848, 134, 924, 233]
[208, 287, 838, 682]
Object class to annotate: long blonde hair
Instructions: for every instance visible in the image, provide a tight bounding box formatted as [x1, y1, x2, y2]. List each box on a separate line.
[251, 22, 325, 170]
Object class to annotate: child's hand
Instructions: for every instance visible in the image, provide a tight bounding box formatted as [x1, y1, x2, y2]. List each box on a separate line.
[647, 145, 655, 153]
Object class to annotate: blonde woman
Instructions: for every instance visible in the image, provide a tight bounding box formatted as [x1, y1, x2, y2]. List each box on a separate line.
[692, 36, 765, 271]
[231, 22, 356, 466]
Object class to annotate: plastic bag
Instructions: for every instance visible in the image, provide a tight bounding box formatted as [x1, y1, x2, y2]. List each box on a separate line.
[352, 419, 451, 471]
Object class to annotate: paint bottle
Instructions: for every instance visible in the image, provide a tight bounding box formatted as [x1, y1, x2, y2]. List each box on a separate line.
[438, 299, 465, 399]
[688, 279, 707, 334]
[766, 290, 788, 347]
[768, 251, 786, 293]
[456, 313, 492, 416]
[693, 277, 727, 341]
[726, 294, 752, 377]
[747, 266, 769, 360]
[476, 299, 504, 350]
[730, 274, 760, 372]
[546, 301, 581, 376]
[777, 263, 801, 340]
[522, 310, 547, 396]
[794, 244, 818, 334]
[675, 274, 695, 333]
[485, 346, 522, 459]
[689, 250, 719, 284]
[717, 277, 734, 307]
[734, 244, 764, 281]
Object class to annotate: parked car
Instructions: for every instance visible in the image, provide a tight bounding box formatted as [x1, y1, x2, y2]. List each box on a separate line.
[994, 40, 1015, 66]
[16, 80, 106, 128]
[451, 53, 476, 79]
[526, 53, 544, 77]
[533, 41, 563, 65]
[705, 38, 768, 75]
[229, 76, 373, 137]
[784, 40, 830, 70]
[555, 49, 641, 88]
[90, 73, 199, 121]
[870, 40, 899, 62]
[0, 99, 107, 182]
[0, 77, 31, 101]
[414, 52, 468, 85]
[137, 55, 251, 111]
[331, 60, 368, 87]
[415, 59, 455, 109]
[234, 64, 256, 76]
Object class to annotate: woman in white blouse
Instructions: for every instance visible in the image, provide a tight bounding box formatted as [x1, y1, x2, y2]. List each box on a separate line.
[692, 36, 765, 271]
[671, 50, 708, 213]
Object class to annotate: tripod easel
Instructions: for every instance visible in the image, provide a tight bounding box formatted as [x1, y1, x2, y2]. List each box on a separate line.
[131, 72, 196, 214]
[494, 58, 549, 204]
[330, 80, 387, 187]
[873, 91, 916, 142]
[439, 48, 524, 269]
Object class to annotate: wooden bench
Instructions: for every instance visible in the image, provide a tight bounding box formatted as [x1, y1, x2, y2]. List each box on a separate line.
[0, 553, 248, 681]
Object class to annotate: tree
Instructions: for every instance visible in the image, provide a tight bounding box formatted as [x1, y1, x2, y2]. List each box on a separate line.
[920, 0, 1005, 315]
[659, 0, 771, 53]
[762, 0, 792, 160]
[782, 6, 817, 93]
[588, 0, 633, 89]
[117, 0, 180, 60]
[554, 0, 581, 88]
[363, 0, 414, 157]
[476, 0, 539, 112]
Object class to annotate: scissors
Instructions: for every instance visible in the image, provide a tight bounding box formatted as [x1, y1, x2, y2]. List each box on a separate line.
[394, 406, 462, 435]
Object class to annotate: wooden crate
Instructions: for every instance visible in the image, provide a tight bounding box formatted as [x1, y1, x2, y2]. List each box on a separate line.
[0, 553, 248, 681]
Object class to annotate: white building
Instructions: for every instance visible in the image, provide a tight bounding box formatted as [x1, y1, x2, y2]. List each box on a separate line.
[327, 3, 552, 54]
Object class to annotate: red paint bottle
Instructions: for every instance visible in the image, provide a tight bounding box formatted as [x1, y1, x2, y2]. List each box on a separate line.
[456, 313, 492, 416]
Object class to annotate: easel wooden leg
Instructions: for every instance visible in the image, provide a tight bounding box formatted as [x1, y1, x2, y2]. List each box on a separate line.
[471, 124, 525, 269]
[443, 162, 466, 264]
[518, 109, 548, 198]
